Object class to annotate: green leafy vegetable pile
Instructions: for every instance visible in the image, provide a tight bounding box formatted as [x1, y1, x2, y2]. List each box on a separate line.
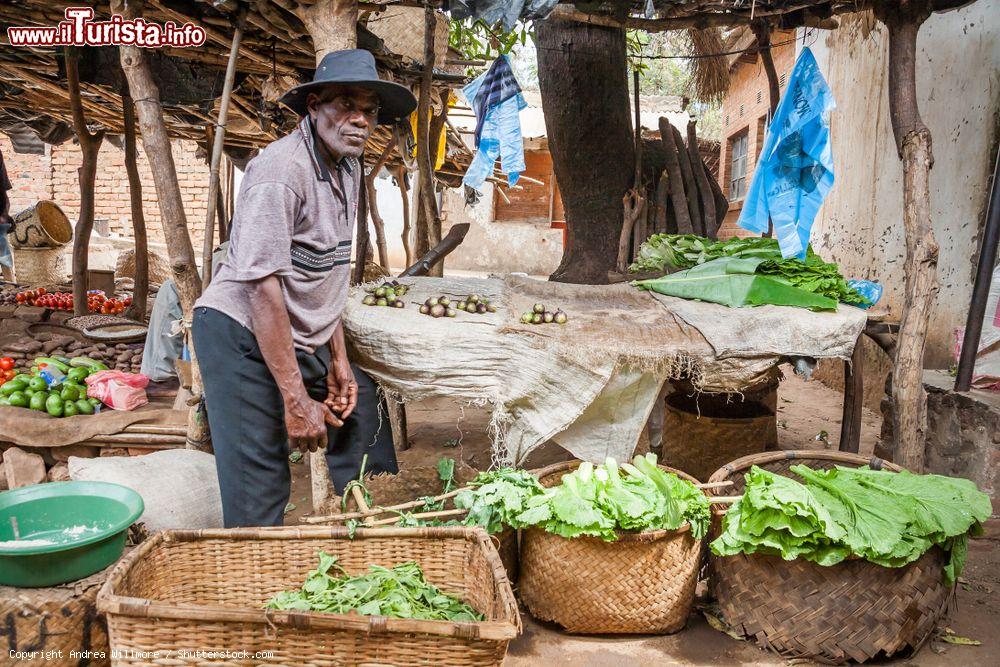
[710, 465, 992, 584]
[514, 455, 711, 542]
[266, 552, 483, 621]
[629, 234, 869, 306]
[455, 468, 546, 534]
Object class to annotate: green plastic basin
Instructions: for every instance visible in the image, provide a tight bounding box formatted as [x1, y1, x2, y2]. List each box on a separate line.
[0, 481, 144, 587]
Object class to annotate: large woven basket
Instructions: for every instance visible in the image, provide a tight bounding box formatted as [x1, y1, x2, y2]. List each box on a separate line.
[660, 390, 773, 481]
[708, 450, 953, 664]
[518, 460, 703, 634]
[97, 526, 520, 666]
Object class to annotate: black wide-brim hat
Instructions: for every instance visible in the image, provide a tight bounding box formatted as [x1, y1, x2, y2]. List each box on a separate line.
[279, 49, 417, 124]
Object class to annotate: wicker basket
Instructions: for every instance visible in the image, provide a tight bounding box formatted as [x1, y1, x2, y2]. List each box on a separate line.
[97, 526, 520, 666]
[707, 450, 953, 664]
[518, 460, 703, 634]
[660, 391, 773, 481]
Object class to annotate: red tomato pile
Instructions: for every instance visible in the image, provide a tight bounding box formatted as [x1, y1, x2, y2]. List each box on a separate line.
[0, 356, 15, 382]
[15, 288, 132, 313]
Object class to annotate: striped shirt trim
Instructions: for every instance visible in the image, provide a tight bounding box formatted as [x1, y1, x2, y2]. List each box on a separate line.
[291, 239, 351, 272]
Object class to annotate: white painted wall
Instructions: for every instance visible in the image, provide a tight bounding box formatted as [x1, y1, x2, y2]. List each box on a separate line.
[800, 3, 1000, 367]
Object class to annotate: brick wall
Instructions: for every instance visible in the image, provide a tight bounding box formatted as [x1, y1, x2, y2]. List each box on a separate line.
[717, 30, 797, 239]
[2, 134, 211, 249]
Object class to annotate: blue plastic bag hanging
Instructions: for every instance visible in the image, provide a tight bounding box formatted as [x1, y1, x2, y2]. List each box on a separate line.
[461, 55, 527, 195]
[738, 47, 835, 260]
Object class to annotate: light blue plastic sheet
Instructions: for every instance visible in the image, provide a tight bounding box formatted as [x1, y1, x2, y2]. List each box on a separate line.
[738, 47, 835, 260]
[461, 57, 527, 194]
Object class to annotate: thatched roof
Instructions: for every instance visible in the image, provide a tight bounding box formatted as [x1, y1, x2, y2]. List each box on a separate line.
[0, 1, 473, 182]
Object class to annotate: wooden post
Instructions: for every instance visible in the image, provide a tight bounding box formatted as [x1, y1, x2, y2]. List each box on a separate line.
[366, 140, 395, 270]
[687, 119, 717, 239]
[659, 118, 694, 234]
[65, 48, 105, 316]
[752, 21, 780, 117]
[415, 5, 442, 274]
[839, 338, 864, 453]
[202, 8, 246, 288]
[395, 164, 413, 267]
[352, 162, 370, 285]
[672, 124, 702, 235]
[875, 0, 938, 472]
[121, 87, 148, 322]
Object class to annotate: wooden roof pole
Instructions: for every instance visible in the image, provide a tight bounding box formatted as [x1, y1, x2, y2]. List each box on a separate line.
[202, 7, 247, 288]
[121, 84, 149, 323]
[65, 48, 105, 316]
[874, 0, 939, 473]
[415, 3, 443, 276]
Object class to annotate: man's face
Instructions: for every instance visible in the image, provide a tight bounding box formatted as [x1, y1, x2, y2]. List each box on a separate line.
[306, 85, 379, 160]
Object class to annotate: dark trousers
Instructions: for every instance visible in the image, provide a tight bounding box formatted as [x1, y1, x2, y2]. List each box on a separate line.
[192, 306, 397, 527]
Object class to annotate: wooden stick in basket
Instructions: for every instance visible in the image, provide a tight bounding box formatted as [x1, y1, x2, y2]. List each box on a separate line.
[696, 480, 734, 490]
[303, 488, 468, 524]
[349, 487, 376, 525]
[708, 495, 743, 504]
[369, 508, 468, 527]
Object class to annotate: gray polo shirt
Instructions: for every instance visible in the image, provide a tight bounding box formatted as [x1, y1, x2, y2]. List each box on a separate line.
[195, 116, 359, 353]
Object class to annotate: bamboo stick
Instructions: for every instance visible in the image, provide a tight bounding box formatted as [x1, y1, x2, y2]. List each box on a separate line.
[708, 495, 742, 504]
[304, 488, 466, 524]
[202, 7, 246, 288]
[696, 480, 733, 490]
[370, 508, 468, 526]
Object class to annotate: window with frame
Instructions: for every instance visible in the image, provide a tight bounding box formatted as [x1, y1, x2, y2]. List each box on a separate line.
[728, 130, 749, 201]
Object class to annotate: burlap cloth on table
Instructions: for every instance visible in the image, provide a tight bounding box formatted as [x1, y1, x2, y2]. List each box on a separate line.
[0, 405, 186, 447]
[344, 275, 867, 466]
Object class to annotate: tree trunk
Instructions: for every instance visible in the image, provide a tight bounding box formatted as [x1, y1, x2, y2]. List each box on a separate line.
[65, 48, 104, 317]
[294, 0, 358, 64]
[396, 164, 413, 268]
[877, 1, 938, 473]
[654, 170, 670, 234]
[366, 140, 395, 270]
[121, 89, 148, 322]
[658, 118, 693, 234]
[536, 17, 634, 283]
[352, 166, 370, 285]
[413, 172, 430, 260]
[687, 119, 717, 239]
[114, 0, 206, 451]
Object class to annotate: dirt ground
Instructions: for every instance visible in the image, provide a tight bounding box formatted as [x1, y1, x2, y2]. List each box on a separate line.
[288, 369, 998, 666]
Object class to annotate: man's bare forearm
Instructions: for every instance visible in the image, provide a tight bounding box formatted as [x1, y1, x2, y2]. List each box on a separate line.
[329, 320, 347, 360]
[250, 276, 308, 408]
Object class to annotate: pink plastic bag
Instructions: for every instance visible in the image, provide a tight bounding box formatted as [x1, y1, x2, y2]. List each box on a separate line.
[85, 370, 150, 411]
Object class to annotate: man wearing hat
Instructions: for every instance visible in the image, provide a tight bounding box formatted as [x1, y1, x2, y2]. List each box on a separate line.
[192, 50, 417, 528]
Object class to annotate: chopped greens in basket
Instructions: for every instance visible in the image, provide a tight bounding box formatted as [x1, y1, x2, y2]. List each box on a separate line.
[710, 465, 992, 584]
[514, 455, 711, 542]
[629, 234, 869, 306]
[266, 552, 483, 621]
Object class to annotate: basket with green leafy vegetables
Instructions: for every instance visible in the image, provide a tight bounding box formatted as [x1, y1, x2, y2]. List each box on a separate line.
[705, 450, 992, 663]
[516, 455, 711, 634]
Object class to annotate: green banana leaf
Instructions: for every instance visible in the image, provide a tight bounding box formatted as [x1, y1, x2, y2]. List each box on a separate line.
[633, 257, 839, 311]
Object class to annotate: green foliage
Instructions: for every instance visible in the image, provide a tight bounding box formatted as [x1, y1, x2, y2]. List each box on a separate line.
[449, 18, 531, 61]
[514, 455, 711, 542]
[631, 234, 870, 306]
[710, 465, 992, 584]
[455, 468, 546, 534]
[266, 552, 482, 621]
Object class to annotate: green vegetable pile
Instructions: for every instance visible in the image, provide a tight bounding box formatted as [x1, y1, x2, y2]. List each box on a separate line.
[455, 468, 546, 534]
[629, 234, 869, 306]
[266, 551, 483, 621]
[710, 465, 993, 584]
[513, 455, 711, 542]
[0, 356, 105, 417]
